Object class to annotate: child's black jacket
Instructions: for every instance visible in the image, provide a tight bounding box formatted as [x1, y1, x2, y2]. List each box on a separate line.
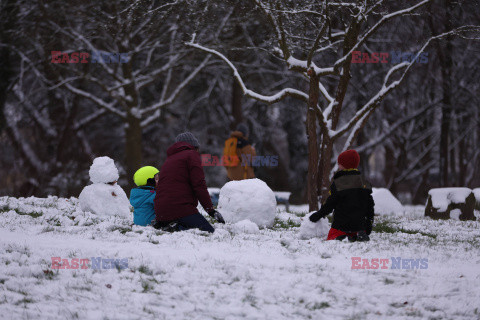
[313, 169, 374, 232]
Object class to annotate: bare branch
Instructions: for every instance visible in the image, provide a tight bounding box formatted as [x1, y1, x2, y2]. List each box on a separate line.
[187, 42, 308, 104]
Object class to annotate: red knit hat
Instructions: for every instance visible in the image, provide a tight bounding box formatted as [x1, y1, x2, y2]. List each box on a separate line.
[337, 149, 360, 169]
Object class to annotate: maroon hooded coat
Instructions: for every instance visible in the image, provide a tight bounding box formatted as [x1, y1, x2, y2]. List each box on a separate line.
[154, 142, 213, 221]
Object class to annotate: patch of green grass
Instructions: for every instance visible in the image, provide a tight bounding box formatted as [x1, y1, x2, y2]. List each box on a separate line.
[69, 285, 91, 292]
[137, 264, 153, 276]
[9, 208, 43, 218]
[272, 218, 300, 230]
[384, 278, 394, 285]
[308, 301, 330, 310]
[5, 245, 31, 257]
[293, 211, 308, 218]
[46, 217, 61, 226]
[110, 226, 131, 234]
[41, 226, 55, 233]
[141, 279, 154, 293]
[373, 221, 437, 239]
[242, 294, 258, 308]
[143, 306, 155, 315]
[42, 269, 58, 280]
[20, 211, 43, 218]
[14, 297, 34, 305]
[464, 239, 480, 248]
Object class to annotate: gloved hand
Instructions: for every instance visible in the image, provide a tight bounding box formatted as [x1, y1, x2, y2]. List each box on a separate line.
[208, 209, 225, 224]
[309, 211, 323, 223]
[365, 218, 374, 235]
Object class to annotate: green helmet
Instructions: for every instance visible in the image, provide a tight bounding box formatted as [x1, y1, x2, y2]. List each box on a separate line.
[133, 166, 159, 186]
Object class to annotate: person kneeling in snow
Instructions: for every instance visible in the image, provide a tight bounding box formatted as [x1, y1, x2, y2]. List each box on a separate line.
[309, 150, 374, 242]
[130, 166, 159, 226]
[79, 156, 131, 218]
[154, 132, 225, 233]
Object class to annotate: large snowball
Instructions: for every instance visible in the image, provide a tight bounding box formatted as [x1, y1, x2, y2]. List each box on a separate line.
[299, 213, 330, 240]
[231, 220, 260, 234]
[372, 188, 404, 215]
[217, 178, 276, 228]
[79, 183, 131, 218]
[89, 156, 119, 184]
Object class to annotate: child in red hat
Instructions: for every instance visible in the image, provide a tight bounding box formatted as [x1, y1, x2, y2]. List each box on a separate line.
[309, 149, 374, 242]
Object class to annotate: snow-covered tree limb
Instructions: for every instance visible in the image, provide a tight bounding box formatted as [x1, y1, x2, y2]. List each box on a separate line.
[332, 26, 477, 141]
[187, 42, 308, 104]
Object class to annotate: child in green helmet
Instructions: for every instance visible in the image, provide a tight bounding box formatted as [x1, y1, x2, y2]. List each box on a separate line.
[129, 166, 159, 226]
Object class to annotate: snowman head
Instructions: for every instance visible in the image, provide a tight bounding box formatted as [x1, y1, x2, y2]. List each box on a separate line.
[89, 156, 119, 184]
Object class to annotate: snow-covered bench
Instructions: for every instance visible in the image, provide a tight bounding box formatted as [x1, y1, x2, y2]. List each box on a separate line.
[425, 188, 476, 221]
[474, 188, 480, 211]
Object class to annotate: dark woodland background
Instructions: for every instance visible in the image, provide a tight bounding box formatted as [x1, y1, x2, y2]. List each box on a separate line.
[0, 0, 479, 205]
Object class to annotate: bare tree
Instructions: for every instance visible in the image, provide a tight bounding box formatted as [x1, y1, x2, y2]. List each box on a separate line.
[189, 0, 477, 210]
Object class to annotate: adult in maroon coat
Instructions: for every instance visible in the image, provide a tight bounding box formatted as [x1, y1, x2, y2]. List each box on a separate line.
[154, 132, 224, 232]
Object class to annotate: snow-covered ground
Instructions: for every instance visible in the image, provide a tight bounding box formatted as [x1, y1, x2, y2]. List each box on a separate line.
[1, 196, 479, 320]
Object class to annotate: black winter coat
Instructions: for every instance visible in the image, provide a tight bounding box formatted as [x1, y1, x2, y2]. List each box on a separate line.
[313, 170, 374, 232]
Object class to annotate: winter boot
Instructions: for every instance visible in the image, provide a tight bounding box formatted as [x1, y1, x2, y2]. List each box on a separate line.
[347, 234, 357, 242]
[162, 222, 179, 232]
[356, 230, 370, 242]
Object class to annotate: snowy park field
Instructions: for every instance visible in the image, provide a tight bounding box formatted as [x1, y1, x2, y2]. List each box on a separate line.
[1, 197, 479, 320]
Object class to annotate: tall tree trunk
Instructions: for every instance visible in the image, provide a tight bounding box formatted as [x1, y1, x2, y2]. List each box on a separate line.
[439, 0, 453, 186]
[231, 78, 243, 130]
[384, 145, 396, 188]
[306, 71, 320, 211]
[122, 57, 142, 188]
[125, 114, 143, 187]
[317, 21, 360, 202]
[458, 137, 466, 186]
[412, 171, 430, 204]
[318, 137, 333, 202]
[0, 0, 16, 134]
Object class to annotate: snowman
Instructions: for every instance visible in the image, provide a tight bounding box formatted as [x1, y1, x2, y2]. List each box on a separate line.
[79, 156, 131, 218]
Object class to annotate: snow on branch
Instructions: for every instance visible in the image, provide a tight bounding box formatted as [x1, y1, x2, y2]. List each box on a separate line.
[331, 26, 474, 142]
[12, 87, 57, 137]
[135, 56, 179, 90]
[187, 42, 308, 104]
[140, 54, 211, 121]
[334, 0, 430, 69]
[49, 23, 121, 83]
[74, 109, 107, 131]
[399, 119, 479, 182]
[64, 84, 126, 119]
[318, 81, 333, 104]
[355, 99, 441, 153]
[4, 103, 47, 174]
[286, 56, 334, 76]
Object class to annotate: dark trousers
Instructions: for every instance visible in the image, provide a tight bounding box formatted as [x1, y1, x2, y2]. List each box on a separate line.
[177, 213, 215, 233]
[155, 212, 214, 233]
